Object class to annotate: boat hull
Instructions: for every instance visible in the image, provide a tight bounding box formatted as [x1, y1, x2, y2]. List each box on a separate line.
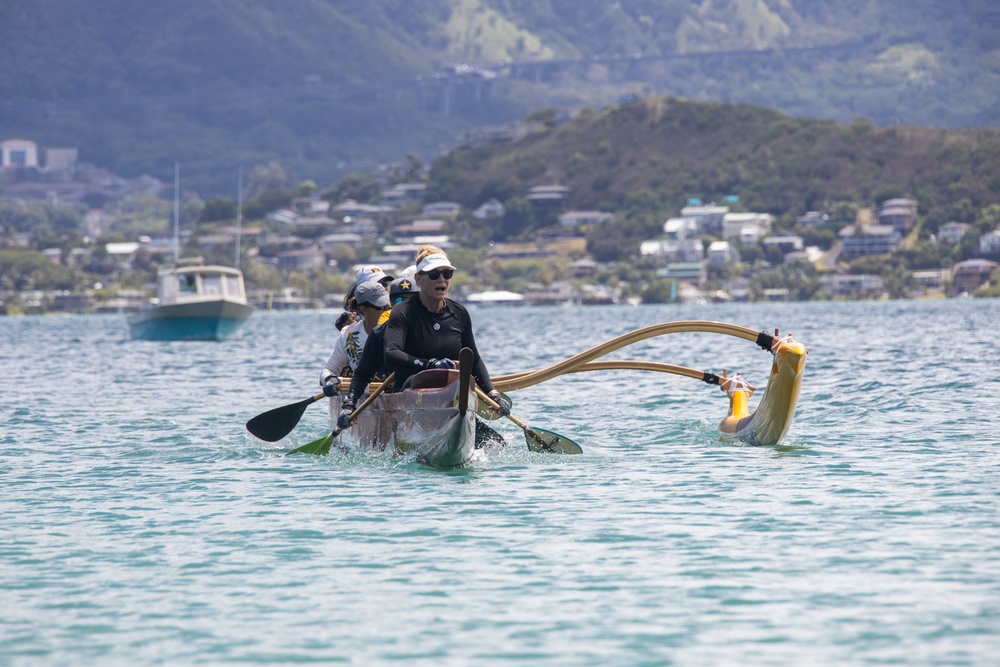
[128, 300, 254, 341]
[335, 370, 477, 468]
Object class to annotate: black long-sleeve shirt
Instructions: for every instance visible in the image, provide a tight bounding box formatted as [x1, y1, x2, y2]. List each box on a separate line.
[384, 297, 495, 394]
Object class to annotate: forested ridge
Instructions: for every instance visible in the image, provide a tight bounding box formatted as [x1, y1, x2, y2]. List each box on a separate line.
[1, 0, 998, 196]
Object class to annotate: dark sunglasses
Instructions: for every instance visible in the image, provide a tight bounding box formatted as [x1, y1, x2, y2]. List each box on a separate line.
[424, 269, 454, 280]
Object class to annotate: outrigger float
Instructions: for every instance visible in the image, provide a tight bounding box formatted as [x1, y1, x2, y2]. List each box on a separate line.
[245, 320, 807, 467]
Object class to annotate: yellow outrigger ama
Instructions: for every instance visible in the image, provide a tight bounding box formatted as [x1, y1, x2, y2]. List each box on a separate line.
[717, 332, 807, 446]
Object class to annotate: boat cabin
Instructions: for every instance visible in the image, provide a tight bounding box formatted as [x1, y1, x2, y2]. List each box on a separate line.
[157, 257, 248, 305]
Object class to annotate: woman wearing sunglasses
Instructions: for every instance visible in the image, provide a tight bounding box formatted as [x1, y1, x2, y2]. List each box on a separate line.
[383, 245, 510, 415]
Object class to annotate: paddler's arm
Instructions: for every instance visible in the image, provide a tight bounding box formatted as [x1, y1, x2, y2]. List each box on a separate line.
[383, 306, 426, 389]
[343, 326, 384, 408]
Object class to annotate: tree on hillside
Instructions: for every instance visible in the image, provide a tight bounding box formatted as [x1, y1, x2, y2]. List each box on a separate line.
[0, 248, 82, 291]
[498, 198, 535, 241]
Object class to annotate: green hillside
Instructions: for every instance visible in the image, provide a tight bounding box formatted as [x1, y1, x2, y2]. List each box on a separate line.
[1, 0, 998, 196]
[427, 97, 1000, 248]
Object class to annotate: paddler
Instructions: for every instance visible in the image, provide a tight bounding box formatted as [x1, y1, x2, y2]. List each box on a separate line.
[383, 245, 510, 415]
[335, 272, 420, 428]
[319, 279, 390, 397]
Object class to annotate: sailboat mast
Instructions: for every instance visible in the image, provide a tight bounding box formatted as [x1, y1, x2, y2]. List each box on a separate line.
[235, 165, 243, 266]
[173, 162, 180, 264]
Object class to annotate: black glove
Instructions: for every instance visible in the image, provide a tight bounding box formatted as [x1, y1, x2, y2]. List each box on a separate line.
[488, 390, 511, 416]
[425, 358, 457, 370]
[337, 403, 355, 430]
[322, 375, 342, 397]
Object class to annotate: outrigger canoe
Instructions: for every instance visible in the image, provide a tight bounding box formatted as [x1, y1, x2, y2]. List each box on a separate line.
[247, 320, 806, 459]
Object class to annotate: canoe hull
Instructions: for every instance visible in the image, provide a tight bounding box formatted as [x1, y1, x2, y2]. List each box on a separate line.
[336, 370, 477, 468]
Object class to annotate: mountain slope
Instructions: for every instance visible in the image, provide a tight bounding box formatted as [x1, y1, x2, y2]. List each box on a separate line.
[1, 0, 997, 196]
[428, 97, 1000, 232]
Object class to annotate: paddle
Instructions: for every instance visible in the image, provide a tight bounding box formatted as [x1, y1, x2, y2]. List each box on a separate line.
[475, 390, 512, 420]
[246, 386, 339, 442]
[285, 373, 394, 457]
[475, 387, 582, 455]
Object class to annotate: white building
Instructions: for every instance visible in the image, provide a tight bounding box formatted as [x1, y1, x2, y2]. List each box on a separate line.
[662, 217, 699, 239]
[640, 238, 704, 263]
[473, 198, 505, 220]
[980, 229, 1000, 257]
[707, 241, 734, 267]
[422, 201, 462, 217]
[938, 222, 972, 245]
[1, 139, 39, 168]
[722, 212, 774, 240]
[679, 204, 728, 233]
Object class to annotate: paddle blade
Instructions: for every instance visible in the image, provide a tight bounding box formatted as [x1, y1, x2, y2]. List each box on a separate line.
[524, 426, 582, 455]
[246, 397, 317, 442]
[475, 418, 507, 449]
[285, 431, 336, 457]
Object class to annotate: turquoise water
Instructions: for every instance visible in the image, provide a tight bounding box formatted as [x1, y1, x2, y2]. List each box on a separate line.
[2, 300, 999, 666]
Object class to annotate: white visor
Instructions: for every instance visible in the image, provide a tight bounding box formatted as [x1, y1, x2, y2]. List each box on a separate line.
[416, 253, 456, 273]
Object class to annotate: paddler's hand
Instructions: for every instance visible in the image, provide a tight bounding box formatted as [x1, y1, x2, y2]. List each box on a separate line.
[488, 390, 511, 417]
[322, 375, 342, 397]
[337, 403, 355, 429]
[425, 358, 457, 370]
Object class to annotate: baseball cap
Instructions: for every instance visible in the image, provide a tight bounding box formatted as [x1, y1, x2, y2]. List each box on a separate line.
[355, 265, 394, 286]
[389, 276, 419, 303]
[354, 281, 390, 309]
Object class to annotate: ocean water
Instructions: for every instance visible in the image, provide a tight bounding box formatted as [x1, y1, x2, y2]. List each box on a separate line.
[2, 299, 998, 666]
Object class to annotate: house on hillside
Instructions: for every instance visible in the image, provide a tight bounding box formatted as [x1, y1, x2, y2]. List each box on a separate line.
[526, 185, 569, 217]
[275, 246, 325, 273]
[640, 238, 704, 263]
[952, 259, 999, 294]
[878, 198, 918, 232]
[318, 232, 364, 250]
[662, 217, 699, 239]
[762, 235, 804, 257]
[1, 139, 39, 168]
[978, 229, 1000, 259]
[422, 201, 462, 218]
[722, 212, 773, 240]
[391, 219, 447, 244]
[912, 269, 951, 291]
[657, 262, 707, 286]
[380, 182, 426, 207]
[796, 211, 833, 228]
[839, 224, 901, 259]
[820, 273, 885, 298]
[567, 258, 600, 278]
[558, 210, 613, 227]
[707, 241, 735, 268]
[44, 147, 78, 173]
[680, 203, 728, 234]
[291, 196, 330, 216]
[473, 198, 505, 220]
[937, 222, 972, 245]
